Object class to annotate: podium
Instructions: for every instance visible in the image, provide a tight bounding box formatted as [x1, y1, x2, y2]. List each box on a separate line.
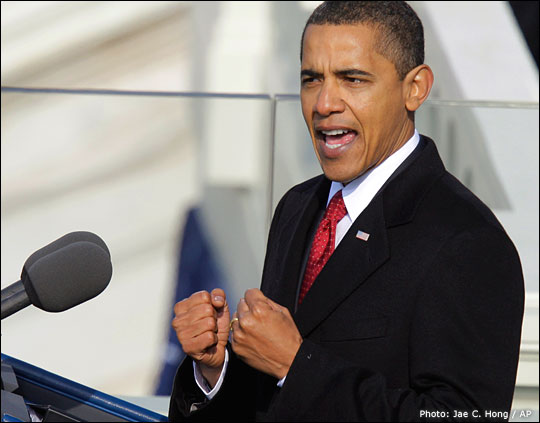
[1, 354, 168, 422]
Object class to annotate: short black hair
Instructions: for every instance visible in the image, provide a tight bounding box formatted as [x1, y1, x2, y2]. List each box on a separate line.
[300, 1, 424, 80]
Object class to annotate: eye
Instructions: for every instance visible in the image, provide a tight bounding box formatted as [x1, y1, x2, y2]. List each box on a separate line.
[301, 77, 320, 86]
[346, 77, 366, 84]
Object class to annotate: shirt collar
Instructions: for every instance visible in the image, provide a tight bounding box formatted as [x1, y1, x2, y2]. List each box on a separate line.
[327, 130, 420, 222]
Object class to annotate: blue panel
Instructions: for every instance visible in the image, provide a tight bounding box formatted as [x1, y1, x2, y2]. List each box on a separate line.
[1, 354, 168, 422]
[154, 206, 228, 396]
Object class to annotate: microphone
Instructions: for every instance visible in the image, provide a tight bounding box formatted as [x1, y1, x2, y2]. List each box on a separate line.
[1, 232, 113, 320]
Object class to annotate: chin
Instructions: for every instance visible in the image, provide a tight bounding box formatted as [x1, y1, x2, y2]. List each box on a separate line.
[320, 156, 367, 184]
[322, 167, 357, 184]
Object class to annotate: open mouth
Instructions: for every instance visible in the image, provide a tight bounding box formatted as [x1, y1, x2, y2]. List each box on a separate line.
[316, 128, 358, 156]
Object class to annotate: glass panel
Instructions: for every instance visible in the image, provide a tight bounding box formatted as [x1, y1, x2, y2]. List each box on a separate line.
[0, 89, 273, 395]
[271, 96, 321, 209]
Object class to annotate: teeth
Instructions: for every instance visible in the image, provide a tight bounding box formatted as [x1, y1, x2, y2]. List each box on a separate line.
[321, 129, 350, 136]
[326, 143, 343, 149]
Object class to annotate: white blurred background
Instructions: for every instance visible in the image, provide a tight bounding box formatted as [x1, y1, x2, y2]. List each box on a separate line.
[1, 1, 538, 418]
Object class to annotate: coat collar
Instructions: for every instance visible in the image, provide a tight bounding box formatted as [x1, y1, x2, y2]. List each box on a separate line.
[279, 136, 446, 336]
[267, 177, 330, 313]
[383, 136, 446, 228]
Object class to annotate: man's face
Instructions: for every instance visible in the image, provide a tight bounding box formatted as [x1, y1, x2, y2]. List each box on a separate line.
[301, 24, 414, 183]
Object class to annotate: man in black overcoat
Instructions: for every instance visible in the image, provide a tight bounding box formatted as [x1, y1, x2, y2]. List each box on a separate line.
[168, 2, 524, 421]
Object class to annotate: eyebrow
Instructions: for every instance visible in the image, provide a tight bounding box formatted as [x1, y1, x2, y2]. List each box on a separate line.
[337, 69, 374, 78]
[301, 69, 323, 78]
[301, 68, 375, 78]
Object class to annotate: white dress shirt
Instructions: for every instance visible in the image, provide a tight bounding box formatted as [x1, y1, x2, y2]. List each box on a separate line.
[195, 130, 421, 396]
[330, 130, 420, 248]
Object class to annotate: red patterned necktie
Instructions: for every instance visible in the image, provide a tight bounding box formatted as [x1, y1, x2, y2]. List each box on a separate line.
[298, 190, 348, 304]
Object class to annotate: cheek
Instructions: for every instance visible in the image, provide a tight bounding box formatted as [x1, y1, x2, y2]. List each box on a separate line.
[355, 104, 391, 143]
[351, 137, 368, 164]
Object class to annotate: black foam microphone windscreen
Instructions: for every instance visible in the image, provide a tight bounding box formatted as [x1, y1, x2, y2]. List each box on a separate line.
[21, 236, 112, 312]
[22, 231, 110, 271]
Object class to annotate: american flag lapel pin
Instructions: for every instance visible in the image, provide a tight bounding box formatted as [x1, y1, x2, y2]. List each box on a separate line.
[356, 230, 370, 241]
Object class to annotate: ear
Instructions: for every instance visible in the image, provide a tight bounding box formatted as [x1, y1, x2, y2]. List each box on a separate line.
[403, 64, 434, 112]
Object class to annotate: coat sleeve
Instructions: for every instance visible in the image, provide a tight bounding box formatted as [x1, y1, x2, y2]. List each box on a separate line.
[168, 346, 260, 421]
[265, 227, 525, 422]
[168, 196, 289, 421]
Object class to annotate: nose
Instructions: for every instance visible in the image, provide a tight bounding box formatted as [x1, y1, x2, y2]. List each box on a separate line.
[314, 80, 345, 116]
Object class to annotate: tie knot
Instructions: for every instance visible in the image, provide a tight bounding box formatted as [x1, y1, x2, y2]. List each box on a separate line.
[325, 190, 347, 222]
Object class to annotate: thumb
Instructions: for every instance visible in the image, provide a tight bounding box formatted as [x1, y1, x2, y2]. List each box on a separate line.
[211, 288, 228, 312]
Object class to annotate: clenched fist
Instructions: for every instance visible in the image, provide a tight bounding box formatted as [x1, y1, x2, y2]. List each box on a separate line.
[230, 289, 302, 380]
[172, 288, 230, 387]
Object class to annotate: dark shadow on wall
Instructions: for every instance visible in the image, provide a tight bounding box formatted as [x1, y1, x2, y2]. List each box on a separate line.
[509, 1, 539, 67]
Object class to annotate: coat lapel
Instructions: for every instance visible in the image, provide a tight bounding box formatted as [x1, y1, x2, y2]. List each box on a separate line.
[294, 194, 390, 337]
[265, 136, 445, 337]
[291, 136, 446, 337]
[267, 177, 330, 313]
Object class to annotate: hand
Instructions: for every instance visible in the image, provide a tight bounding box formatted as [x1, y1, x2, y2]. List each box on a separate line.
[172, 288, 230, 387]
[230, 288, 302, 379]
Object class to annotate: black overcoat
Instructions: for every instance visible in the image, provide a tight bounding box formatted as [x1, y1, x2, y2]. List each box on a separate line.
[169, 136, 524, 422]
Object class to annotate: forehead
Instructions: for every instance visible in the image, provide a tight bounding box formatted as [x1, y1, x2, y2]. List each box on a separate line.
[302, 23, 383, 69]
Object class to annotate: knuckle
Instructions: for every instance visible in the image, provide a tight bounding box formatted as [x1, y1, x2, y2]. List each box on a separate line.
[197, 291, 211, 302]
[175, 327, 188, 340]
[173, 300, 186, 315]
[205, 317, 216, 331]
[251, 302, 266, 316]
[238, 318, 252, 333]
[172, 317, 186, 332]
[234, 331, 247, 347]
[203, 304, 215, 316]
